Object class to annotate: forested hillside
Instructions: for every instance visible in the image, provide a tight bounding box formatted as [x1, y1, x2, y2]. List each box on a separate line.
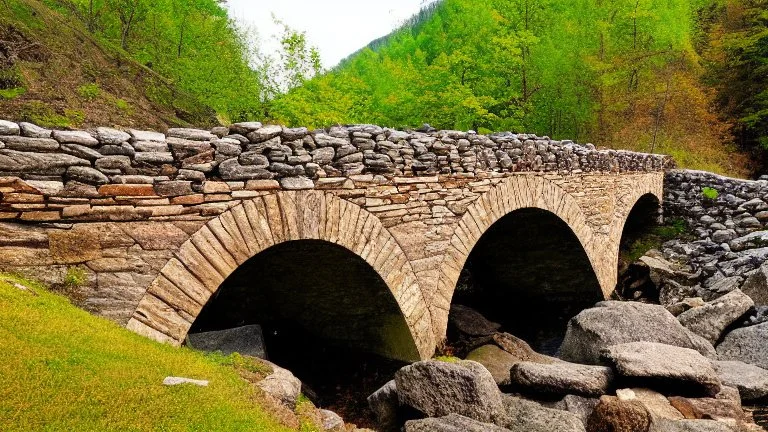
[271, 0, 767, 176]
[0, 0, 265, 128]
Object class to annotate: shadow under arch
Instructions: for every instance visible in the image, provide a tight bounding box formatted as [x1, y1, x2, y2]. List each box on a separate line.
[614, 192, 664, 300]
[452, 207, 604, 354]
[190, 239, 421, 362]
[127, 191, 434, 361]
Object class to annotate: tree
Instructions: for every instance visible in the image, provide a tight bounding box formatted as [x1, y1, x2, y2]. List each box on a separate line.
[106, 0, 148, 49]
[274, 17, 322, 92]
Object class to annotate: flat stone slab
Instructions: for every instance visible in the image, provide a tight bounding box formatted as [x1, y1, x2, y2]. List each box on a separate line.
[711, 360, 768, 402]
[601, 342, 722, 397]
[404, 413, 511, 432]
[678, 289, 754, 344]
[162, 376, 208, 386]
[559, 301, 716, 364]
[510, 361, 614, 397]
[186, 324, 266, 359]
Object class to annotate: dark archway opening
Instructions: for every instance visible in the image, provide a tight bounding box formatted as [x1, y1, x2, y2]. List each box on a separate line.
[190, 240, 417, 426]
[450, 208, 603, 356]
[616, 194, 663, 301]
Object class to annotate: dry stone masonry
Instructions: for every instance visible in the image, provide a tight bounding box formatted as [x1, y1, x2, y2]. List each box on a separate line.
[0, 119, 668, 360]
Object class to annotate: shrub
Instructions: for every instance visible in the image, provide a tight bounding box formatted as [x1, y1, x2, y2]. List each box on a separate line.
[63, 266, 87, 289]
[77, 82, 101, 100]
[702, 187, 719, 200]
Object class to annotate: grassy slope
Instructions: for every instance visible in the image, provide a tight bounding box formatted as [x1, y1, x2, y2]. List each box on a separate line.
[0, 0, 218, 130]
[0, 274, 306, 432]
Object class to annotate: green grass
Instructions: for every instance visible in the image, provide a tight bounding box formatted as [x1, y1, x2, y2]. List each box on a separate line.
[0, 274, 302, 432]
[77, 83, 101, 100]
[0, 87, 27, 99]
[624, 218, 691, 262]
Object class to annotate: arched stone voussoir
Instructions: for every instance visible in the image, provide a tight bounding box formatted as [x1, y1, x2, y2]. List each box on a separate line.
[433, 175, 605, 342]
[127, 191, 436, 360]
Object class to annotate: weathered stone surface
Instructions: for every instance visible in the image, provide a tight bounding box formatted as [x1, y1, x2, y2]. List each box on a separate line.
[586, 396, 651, 432]
[318, 409, 344, 431]
[649, 419, 735, 432]
[49, 228, 102, 263]
[716, 322, 768, 369]
[601, 342, 721, 397]
[449, 304, 501, 337]
[502, 395, 586, 432]
[510, 361, 614, 397]
[678, 289, 754, 344]
[187, 325, 266, 358]
[559, 301, 716, 364]
[121, 222, 188, 250]
[66, 166, 109, 185]
[616, 388, 684, 420]
[19, 122, 51, 138]
[550, 395, 600, 425]
[61, 143, 103, 161]
[219, 158, 273, 181]
[128, 129, 165, 142]
[229, 122, 262, 135]
[0, 120, 20, 135]
[493, 332, 560, 364]
[248, 125, 283, 143]
[1, 136, 59, 152]
[711, 360, 768, 402]
[668, 396, 746, 426]
[52, 130, 98, 146]
[258, 361, 302, 409]
[167, 128, 215, 141]
[395, 360, 504, 424]
[279, 176, 314, 190]
[0, 149, 89, 173]
[404, 414, 510, 432]
[162, 376, 208, 386]
[96, 127, 131, 145]
[465, 345, 517, 386]
[741, 262, 768, 306]
[367, 380, 400, 432]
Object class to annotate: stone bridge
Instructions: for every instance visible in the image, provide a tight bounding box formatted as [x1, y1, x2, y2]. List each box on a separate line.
[0, 120, 670, 360]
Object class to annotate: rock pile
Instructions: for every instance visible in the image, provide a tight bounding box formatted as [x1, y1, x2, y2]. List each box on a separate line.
[368, 303, 767, 431]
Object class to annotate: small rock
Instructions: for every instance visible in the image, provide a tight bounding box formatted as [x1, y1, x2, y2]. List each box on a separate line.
[19, 122, 51, 138]
[586, 395, 651, 432]
[741, 262, 768, 306]
[667, 298, 706, 316]
[510, 361, 614, 397]
[228, 122, 262, 135]
[248, 125, 283, 143]
[601, 342, 721, 397]
[550, 395, 600, 426]
[318, 409, 344, 430]
[616, 388, 684, 420]
[258, 362, 302, 409]
[678, 289, 754, 344]
[668, 396, 746, 425]
[66, 166, 109, 185]
[128, 129, 166, 142]
[465, 345, 517, 386]
[163, 376, 209, 386]
[279, 176, 314, 190]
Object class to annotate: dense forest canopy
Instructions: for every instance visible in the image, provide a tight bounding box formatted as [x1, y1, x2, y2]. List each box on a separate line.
[2, 0, 767, 175]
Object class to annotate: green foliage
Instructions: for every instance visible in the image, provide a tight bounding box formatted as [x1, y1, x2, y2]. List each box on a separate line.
[19, 101, 83, 128]
[434, 355, 461, 363]
[702, 186, 720, 200]
[63, 266, 87, 289]
[625, 218, 691, 262]
[77, 82, 101, 100]
[0, 273, 297, 431]
[0, 87, 26, 99]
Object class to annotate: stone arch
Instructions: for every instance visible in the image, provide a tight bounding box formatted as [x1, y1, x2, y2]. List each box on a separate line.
[433, 175, 604, 341]
[126, 190, 435, 360]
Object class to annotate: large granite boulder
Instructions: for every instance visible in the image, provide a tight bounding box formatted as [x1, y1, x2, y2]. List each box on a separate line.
[501, 395, 586, 432]
[549, 395, 600, 426]
[394, 360, 505, 424]
[711, 360, 768, 402]
[186, 325, 266, 359]
[510, 361, 614, 397]
[677, 289, 754, 344]
[559, 301, 716, 364]
[404, 414, 510, 432]
[716, 322, 768, 369]
[601, 342, 722, 397]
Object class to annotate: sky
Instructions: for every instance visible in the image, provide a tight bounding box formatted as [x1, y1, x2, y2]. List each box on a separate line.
[225, 0, 437, 68]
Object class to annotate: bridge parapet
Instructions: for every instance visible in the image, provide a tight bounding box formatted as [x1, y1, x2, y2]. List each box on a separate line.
[0, 119, 671, 222]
